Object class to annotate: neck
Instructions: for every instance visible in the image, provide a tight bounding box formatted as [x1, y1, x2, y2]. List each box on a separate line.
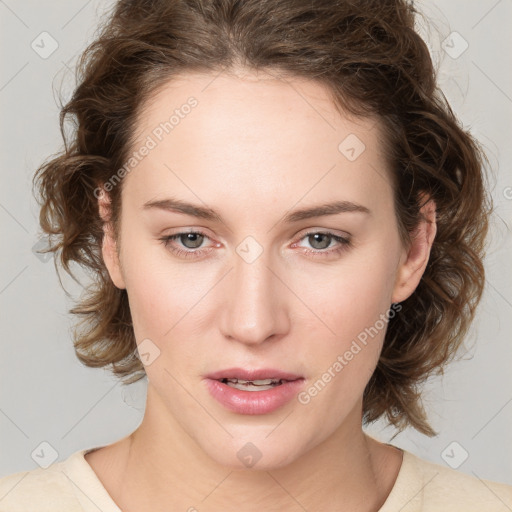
[106, 387, 401, 512]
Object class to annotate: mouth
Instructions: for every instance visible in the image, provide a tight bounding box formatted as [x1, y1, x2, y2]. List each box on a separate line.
[204, 368, 305, 415]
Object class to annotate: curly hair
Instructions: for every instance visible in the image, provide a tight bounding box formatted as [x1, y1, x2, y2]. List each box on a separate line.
[34, 0, 492, 437]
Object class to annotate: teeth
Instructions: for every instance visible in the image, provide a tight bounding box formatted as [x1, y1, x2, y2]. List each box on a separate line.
[229, 378, 280, 385]
[220, 378, 285, 391]
[227, 381, 279, 391]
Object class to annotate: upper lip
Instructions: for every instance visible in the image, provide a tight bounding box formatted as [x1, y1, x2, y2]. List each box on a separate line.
[206, 367, 303, 381]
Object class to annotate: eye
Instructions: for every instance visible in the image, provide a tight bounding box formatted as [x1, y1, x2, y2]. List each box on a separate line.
[293, 231, 352, 258]
[159, 230, 214, 259]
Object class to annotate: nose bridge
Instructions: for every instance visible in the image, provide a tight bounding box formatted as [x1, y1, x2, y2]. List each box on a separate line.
[220, 237, 287, 345]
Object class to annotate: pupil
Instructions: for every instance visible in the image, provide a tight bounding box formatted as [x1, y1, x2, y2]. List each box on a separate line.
[310, 233, 330, 250]
[182, 233, 203, 249]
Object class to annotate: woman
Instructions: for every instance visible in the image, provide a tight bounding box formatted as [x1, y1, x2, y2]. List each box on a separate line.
[1, 0, 510, 510]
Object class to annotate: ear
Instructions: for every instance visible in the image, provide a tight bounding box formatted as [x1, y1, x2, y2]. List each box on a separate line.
[98, 190, 126, 290]
[391, 193, 437, 304]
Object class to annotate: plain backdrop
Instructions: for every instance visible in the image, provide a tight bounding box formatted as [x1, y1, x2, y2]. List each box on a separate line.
[1, 0, 511, 486]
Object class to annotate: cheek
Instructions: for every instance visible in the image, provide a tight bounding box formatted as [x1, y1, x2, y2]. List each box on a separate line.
[123, 268, 208, 391]
[302, 248, 398, 342]
[294, 245, 400, 390]
[118, 231, 194, 341]
[125, 265, 206, 346]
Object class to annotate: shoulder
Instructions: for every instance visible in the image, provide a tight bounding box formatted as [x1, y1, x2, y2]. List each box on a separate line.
[381, 448, 512, 512]
[0, 458, 81, 512]
[0, 447, 107, 512]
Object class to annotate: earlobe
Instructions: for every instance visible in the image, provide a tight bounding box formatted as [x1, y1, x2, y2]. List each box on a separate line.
[391, 194, 437, 304]
[98, 190, 126, 290]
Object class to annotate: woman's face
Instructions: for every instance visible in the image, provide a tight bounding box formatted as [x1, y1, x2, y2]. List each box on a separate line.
[102, 70, 427, 469]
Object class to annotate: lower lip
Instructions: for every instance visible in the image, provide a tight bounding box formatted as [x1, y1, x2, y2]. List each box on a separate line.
[204, 378, 305, 415]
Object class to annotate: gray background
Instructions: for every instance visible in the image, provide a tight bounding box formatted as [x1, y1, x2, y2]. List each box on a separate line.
[1, 0, 511, 486]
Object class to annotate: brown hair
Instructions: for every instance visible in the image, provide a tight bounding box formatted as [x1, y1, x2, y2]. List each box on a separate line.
[34, 0, 492, 436]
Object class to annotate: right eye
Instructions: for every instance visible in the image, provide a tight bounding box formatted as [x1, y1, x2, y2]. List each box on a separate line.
[160, 230, 215, 259]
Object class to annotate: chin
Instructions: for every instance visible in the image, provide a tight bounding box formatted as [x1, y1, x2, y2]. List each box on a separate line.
[198, 431, 309, 471]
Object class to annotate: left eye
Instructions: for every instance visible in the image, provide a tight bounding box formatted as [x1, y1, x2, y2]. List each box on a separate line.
[160, 230, 351, 259]
[296, 232, 346, 251]
[167, 232, 205, 249]
[292, 231, 352, 257]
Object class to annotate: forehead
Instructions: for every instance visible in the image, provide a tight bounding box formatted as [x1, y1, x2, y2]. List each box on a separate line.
[125, 70, 393, 216]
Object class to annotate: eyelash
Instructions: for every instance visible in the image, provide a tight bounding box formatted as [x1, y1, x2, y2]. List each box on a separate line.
[159, 230, 352, 259]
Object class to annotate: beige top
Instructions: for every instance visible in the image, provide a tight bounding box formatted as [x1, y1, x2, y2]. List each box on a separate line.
[0, 445, 511, 511]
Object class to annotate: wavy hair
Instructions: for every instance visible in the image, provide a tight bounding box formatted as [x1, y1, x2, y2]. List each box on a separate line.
[34, 0, 492, 436]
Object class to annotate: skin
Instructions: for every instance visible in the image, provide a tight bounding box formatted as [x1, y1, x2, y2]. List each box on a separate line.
[87, 69, 437, 511]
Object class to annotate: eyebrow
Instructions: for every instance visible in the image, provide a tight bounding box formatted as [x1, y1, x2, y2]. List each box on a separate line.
[142, 197, 371, 223]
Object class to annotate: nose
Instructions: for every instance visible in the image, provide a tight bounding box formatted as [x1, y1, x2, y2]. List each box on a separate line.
[219, 247, 290, 346]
